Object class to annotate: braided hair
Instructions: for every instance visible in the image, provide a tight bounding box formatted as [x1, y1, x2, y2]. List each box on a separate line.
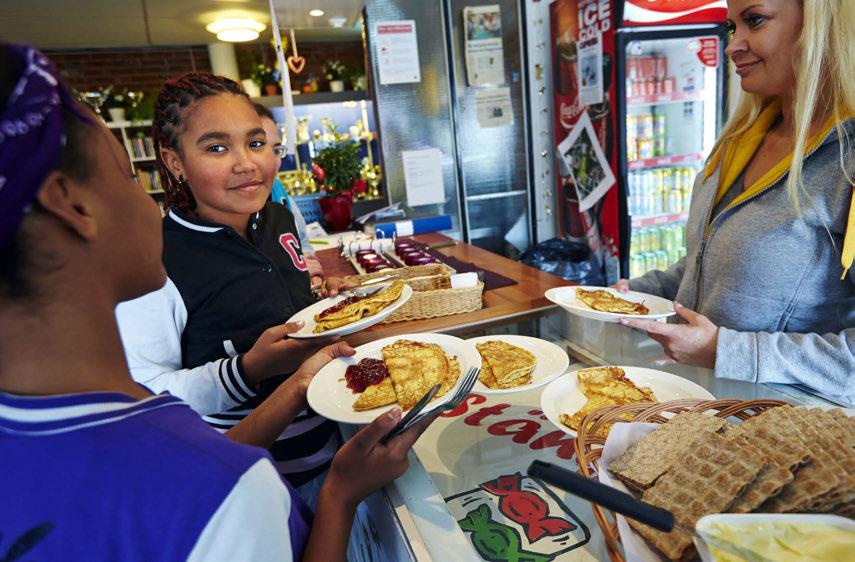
[152, 73, 248, 212]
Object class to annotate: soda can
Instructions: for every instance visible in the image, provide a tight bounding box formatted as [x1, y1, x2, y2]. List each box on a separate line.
[630, 254, 645, 278]
[638, 228, 649, 253]
[644, 252, 658, 273]
[627, 140, 638, 162]
[655, 250, 670, 271]
[630, 231, 640, 255]
[653, 136, 666, 157]
[639, 114, 654, 138]
[637, 138, 654, 160]
[653, 114, 667, 138]
[669, 189, 682, 213]
[626, 115, 638, 138]
[650, 226, 662, 252]
[628, 57, 639, 80]
[662, 76, 676, 93]
[641, 171, 654, 215]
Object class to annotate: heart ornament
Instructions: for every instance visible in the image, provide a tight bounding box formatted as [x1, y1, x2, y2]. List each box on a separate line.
[287, 56, 306, 75]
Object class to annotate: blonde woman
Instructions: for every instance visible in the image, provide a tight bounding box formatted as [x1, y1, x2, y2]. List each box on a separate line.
[618, 0, 854, 402]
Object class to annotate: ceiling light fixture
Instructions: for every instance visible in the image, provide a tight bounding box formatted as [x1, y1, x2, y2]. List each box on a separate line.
[328, 17, 347, 28]
[206, 18, 266, 42]
[309, 9, 325, 17]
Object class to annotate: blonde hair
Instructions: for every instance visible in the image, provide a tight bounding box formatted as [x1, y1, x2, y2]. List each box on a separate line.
[709, 0, 855, 211]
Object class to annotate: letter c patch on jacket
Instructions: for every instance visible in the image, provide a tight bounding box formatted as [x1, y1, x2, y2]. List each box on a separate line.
[279, 233, 308, 271]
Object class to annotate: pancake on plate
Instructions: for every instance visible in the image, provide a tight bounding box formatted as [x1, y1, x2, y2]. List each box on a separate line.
[313, 280, 405, 333]
[560, 366, 657, 436]
[576, 288, 649, 315]
[352, 340, 460, 411]
[475, 340, 536, 389]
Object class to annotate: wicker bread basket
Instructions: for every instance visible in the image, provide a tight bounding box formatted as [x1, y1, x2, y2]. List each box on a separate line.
[344, 264, 484, 322]
[572, 398, 790, 562]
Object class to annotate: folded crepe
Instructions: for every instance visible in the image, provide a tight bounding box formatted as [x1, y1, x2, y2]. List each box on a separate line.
[314, 280, 404, 333]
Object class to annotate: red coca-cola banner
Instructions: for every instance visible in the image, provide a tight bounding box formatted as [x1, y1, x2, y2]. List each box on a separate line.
[550, 0, 620, 271]
[623, 0, 727, 26]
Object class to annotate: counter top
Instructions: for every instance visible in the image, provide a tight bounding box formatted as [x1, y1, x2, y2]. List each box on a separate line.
[314, 233, 570, 346]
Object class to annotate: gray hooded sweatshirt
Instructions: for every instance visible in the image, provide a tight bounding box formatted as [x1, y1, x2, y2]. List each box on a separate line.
[630, 119, 855, 404]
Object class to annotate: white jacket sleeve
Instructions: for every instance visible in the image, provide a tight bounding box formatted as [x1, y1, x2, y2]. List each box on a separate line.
[115, 278, 257, 416]
[187, 459, 295, 562]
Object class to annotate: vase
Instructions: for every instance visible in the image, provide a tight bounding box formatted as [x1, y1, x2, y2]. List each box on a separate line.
[241, 79, 261, 98]
[264, 83, 279, 96]
[318, 195, 353, 231]
[107, 107, 126, 123]
[329, 80, 345, 93]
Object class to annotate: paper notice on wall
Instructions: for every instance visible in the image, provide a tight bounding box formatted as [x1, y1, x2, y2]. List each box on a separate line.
[577, 32, 603, 106]
[463, 5, 505, 86]
[402, 149, 445, 207]
[375, 20, 421, 85]
[557, 111, 615, 212]
[475, 87, 513, 128]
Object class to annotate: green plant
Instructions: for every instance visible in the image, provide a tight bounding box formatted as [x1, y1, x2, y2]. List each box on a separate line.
[323, 60, 346, 82]
[313, 131, 362, 197]
[124, 90, 153, 122]
[250, 61, 276, 86]
[103, 86, 126, 109]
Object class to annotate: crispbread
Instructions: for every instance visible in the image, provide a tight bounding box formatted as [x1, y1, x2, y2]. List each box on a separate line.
[795, 408, 855, 511]
[755, 407, 840, 512]
[726, 434, 793, 513]
[629, 432, 766, 561]
[608, 412, 728, 491]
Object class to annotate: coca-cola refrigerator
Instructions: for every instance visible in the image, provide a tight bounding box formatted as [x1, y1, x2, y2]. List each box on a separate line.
[550, 0, 728, 282]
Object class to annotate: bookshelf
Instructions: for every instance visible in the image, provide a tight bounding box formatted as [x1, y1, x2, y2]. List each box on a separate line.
[106, 120, 165, 198]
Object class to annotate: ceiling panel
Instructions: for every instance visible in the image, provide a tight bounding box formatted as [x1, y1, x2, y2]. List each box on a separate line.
[0, 0, 364, 50]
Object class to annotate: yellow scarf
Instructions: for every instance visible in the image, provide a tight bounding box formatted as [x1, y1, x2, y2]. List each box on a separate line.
[704, 99, 854, 279]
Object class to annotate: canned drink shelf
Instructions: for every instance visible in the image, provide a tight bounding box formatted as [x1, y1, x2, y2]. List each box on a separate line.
[628, 152, 704, 171]
[627, 90, 705, 107]
[631, 211, 689, 228]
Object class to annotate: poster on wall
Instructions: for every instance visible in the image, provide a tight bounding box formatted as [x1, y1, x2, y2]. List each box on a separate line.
[463, 5, 506, 86]
[475, 87, 514, 128]
[557, 111, 615, 212]
[577, 32, 603, 106]
[375, 20, 421, 85]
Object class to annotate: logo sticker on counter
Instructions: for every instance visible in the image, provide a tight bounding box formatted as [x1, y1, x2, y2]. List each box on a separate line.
[446, 472, 590, 561]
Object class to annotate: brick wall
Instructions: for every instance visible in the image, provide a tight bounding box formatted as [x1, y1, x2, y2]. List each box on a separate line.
[45, 41, 366, 95]
[45, 46, 212, 94]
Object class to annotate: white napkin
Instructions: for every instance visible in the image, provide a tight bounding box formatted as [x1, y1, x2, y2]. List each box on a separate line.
[450, 272, 478, 288]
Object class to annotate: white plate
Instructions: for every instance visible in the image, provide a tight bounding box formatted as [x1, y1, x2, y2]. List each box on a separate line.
[540, 366, 715, 436]
[286, 284, 413, 338]
[306, 333, 482, 424]
[545, 286, 675, 322]
[466, 335, 570, 395]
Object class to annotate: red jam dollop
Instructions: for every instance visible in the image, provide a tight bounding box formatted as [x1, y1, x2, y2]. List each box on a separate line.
[345, 358, 389, 392]
[317, 295, 363, 319]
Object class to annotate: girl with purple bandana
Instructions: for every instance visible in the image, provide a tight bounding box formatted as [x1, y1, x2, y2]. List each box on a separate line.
[0, 44, 431, 562]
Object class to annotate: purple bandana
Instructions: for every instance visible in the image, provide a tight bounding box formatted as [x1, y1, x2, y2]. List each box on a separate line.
[0, 44, 90, 246]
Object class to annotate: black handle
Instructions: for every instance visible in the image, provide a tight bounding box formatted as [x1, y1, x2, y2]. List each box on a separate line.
[527, 460, 675, 533]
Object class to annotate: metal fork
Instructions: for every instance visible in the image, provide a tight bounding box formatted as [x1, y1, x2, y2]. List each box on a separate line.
[382, 366, 480, 442]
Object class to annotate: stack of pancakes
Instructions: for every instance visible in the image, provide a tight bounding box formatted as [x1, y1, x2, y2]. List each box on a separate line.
[352, 339, 459, 411]
[313, 280, 405, 333]
[475, 340, 537, 389]
[607, 408, 855, 561]
[576, 288, 649, 315]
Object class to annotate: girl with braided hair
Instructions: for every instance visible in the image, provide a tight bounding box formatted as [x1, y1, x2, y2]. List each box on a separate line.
[116, 73, 352, 503]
